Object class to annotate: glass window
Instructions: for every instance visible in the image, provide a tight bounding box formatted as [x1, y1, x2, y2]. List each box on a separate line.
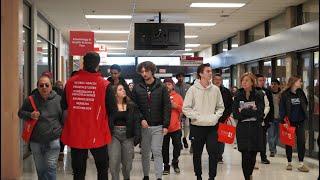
[231, 36, 239, 49]
[138, 57, 180, 66]
[231, 65, 238, 87]
[302, 0, 319, 24]
[37, 37, 49, 78]
[23, 3, 31, 27]
[275, 58, 288, 89]
[222, 40, 228, 52]
[263, 61, 272, 88]
[37, 16, 49, 40]
[247, 23, 265, 42]
[269, 12, 287, 35]
[313, 51, 319, 153]
[245, 62, 259, 74]
[222, 68, 231, 89]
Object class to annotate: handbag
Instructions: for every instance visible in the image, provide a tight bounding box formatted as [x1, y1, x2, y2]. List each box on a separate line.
[21, 96, 38, 143]
[279, 116, 296, 147]
[217, 117, 236, 144]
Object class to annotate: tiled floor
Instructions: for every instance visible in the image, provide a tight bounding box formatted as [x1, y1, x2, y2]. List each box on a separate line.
[22, 143, 319, 180]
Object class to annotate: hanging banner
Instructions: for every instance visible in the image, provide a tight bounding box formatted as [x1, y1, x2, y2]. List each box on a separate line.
[70, 31, 94, 56]
[180, 56, 203, 66]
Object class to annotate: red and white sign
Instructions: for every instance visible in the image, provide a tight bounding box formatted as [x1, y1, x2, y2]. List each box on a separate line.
[180, 56, 203, 66]
[94, 44, 107, 52]
[70, 31, 94, 56]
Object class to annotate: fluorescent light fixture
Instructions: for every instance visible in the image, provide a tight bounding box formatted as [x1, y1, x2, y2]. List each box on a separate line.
[186, 44, 200, 47]
[37, 40, 42, 43]
[85, 15, 132, 19]
[190, 3, 246, 8]
[185, 35, 198, 38]
[93, 30, 130, 34]
[183, 53, 194, 56]
[185, 49, 193, 51]
[185, 23, 216, 27]
[232, 44, 239, 48]
[108, 52, 126, 55]
[96, 40, 128, 43]
[107, 47, 126, 50]
[223, 48, 228, 52]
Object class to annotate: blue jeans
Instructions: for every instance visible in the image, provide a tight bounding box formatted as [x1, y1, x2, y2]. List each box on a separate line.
[267, 120, 279, 153]
[30, 139, 60, 180]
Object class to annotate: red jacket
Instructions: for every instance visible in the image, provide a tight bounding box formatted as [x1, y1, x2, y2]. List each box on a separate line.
[61, 70, 112, 149]
[168, 91, 183, 133]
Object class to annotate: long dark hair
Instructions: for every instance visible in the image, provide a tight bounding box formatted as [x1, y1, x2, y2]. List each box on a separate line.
[112, 84, 134, 112]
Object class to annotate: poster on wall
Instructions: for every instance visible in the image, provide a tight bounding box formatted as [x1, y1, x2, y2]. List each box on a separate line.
[69, 31, 94, 56]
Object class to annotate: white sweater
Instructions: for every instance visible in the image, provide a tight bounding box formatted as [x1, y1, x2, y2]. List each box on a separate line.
[182, 79, 225, 126]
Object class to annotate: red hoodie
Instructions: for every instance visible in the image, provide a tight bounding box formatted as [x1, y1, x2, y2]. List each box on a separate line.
[61, 70, 112, 149]
[168, 91, 184, 133]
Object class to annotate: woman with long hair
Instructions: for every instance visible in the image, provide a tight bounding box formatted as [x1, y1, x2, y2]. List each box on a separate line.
[279, 76, 309, 172]
[232, 72, 265, 180]
[108, 84, 141, 180]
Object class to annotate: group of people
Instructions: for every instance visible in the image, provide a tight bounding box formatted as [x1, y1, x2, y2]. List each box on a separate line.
[18, 52, 311, 180]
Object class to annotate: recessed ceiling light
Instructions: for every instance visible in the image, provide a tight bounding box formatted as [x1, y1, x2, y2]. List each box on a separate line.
[185, 23, 216, 27]
[185, 49, 193, 51]
[186, 44, 200, 47]
[108, 52, 126, 55]
[190, 3, 246, 8]
[85, 15, 132, 19]
[223, 48, 228, 52]
[107, 47, 127, 50]
[185, 35, 198, 38]
[93, 30, 130, 34]
[183, 53, 194, 56]
[232, 44, 239, 48]
[96, 40, 128, 43]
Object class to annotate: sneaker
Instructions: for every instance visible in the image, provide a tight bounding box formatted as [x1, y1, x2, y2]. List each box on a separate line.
[254, 165, 259, 170]
[143, 176, 149, 180]
[286, 164, 293, 171]
[233, 146, 237, 149]
[163, 164, 170, 175]
[298, 165, 310, 172]
[172, 162, 180, 173]
[183, 138, 189, 149]
[270, 152, 275, 157]
[261, 158, 270, 164]
[58, 153, 64, 161]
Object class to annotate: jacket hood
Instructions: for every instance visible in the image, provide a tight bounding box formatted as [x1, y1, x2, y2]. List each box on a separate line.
[193, 79, 214, 90]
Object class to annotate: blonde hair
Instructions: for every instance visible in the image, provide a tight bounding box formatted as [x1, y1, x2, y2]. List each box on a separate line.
[285, 76, 301, 91]
[240, 72, 256, 88]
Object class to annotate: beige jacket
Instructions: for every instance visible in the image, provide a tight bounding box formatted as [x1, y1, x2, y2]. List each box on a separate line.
[182, 79, 225, 126]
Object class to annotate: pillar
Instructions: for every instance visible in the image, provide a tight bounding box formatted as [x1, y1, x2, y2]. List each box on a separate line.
[1, 0, 23, 179]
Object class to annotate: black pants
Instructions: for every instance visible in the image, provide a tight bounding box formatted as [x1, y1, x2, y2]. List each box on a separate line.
[71, 145, 109, 180]
[60, 140, 65, 153]
[241, 151, 258, 180]
[286, 123, 305, 162]
[162, 130, 182, 165]
[259, 126, 268, 160]
[217, 142, 225, 160]
[191, 125, 218, 179]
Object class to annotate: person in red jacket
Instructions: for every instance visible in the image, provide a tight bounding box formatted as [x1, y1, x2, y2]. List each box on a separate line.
[162, 78, 184, 175]
[61, 52, 114, 180]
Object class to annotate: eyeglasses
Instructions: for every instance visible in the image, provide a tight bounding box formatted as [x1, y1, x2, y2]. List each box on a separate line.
[39, 83, 50, 88]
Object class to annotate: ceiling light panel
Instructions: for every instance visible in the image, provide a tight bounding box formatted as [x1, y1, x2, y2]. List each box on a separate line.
[190, 3, 246, 8]
[185, 35, 198, 38]
[186, 44, 200, 47]
[85, 15, 132, 19]
[185, 23, 216, 27]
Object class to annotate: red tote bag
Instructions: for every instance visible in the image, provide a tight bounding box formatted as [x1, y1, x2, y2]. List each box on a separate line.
[21, 96, 38, 143]
[218, 117, 236, 144]
[279, 117, 296, 147]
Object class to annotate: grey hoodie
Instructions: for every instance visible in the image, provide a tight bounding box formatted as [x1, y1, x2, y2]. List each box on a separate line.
[183, 79, 225, 126]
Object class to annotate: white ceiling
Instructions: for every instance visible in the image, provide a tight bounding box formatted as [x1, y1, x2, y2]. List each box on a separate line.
[36, 0, 307, 57]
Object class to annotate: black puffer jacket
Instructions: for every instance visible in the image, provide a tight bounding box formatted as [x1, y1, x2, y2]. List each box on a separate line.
[232, 88, 265, 152]
[18, 91, 63, 143]
[132, 78, 171, 128]
[218, 86, 233, 123]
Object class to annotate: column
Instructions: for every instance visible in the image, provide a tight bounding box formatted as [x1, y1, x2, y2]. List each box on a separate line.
[1, 0, 23, 179]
